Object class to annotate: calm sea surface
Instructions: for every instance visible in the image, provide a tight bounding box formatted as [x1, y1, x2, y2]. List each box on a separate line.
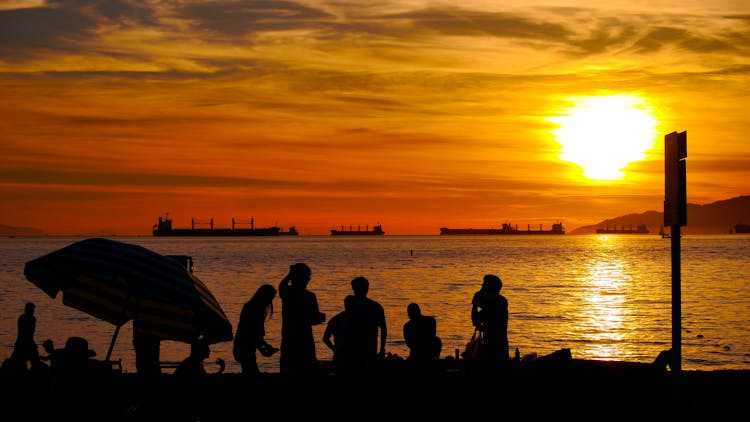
[1, 235, 748, 373]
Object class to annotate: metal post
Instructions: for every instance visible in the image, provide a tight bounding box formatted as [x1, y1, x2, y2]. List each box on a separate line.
[664, 131, 687, 411]
[670, 225, 681, 372]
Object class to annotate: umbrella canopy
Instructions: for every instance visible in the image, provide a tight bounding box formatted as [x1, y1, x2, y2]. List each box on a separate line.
[23, 237, 233, 359]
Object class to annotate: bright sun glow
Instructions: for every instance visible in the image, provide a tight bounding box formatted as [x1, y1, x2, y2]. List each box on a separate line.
[550, 95, 658, 181]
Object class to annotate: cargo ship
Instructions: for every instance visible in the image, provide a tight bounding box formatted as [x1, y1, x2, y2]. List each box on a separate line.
[439, 222, 565, 235]
[330, 224, 385, 236]
[734, 223, 750, 234]
[152, 214, 298, 236]
[596, 224, 649, 234]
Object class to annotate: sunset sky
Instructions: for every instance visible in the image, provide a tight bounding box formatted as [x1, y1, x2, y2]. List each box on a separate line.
[1, 0, 748, 235]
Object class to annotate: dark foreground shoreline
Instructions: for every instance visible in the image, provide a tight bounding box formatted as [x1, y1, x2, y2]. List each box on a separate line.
[3, 357, 749, 420]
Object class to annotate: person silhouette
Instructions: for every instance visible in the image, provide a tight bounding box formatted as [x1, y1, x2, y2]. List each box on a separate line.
[48, 336, 113, 422]
[1, 304, 48, 421]
[38, 338, 64, 378]
[403, 302, 441, 377]
[233, 283, 279, 380]
[348, 276, 387, 376]
[173, 338, 212, 421]
[471, 274, 510, 372]
[278, 263, 326, 379]
[11, 302, 39, 367]
[131, 320, 162, 419]
[174, 338, 210, 382]
[132, 319, 161, 380]
[323, 295, 356, 378]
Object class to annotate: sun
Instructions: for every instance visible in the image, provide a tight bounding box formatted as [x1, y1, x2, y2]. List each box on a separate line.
[549, 94, 658, 181]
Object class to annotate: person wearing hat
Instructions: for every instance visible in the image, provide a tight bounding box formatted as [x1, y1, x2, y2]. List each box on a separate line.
[49, 336, 113, 421]
[55, 336, 98, 382]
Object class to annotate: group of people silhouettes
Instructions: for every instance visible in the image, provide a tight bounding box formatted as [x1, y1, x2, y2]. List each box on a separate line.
[1, 302, 117, 421]
[4, 267, 511, 385]
[2, 269, 511, 420]
[230, 263, 510, 382]
[4, 267, 512, 386]
[232, 263, 393, 382]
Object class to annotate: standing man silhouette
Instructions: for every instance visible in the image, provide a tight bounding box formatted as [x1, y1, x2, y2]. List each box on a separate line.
[349, 276, 387, 376]
[11, 302, 39, 367]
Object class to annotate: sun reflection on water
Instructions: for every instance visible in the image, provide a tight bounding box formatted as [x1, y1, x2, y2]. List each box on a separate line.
[581, 257, 629, 359]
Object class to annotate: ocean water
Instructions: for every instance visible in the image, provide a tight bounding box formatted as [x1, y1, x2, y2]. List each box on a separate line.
[1, 234, 748, 373]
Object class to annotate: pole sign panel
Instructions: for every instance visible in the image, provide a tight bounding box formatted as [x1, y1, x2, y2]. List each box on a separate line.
[664, 131, 687, 227]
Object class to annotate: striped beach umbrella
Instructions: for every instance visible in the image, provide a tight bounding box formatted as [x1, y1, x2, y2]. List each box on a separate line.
[23, 237, 233, 360]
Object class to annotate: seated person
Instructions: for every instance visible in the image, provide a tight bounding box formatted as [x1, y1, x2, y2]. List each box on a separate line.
[173, 338, 212, 419]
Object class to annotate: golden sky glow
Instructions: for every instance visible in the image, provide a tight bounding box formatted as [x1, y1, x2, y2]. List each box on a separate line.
[1, 0, 749, 235]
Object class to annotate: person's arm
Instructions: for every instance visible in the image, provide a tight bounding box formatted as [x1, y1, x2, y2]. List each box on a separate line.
[278, 267, 292, 297]
[309, 293, 326, 325]
[472, 293, 487, 330]
[323, 320, 335, 351]
[403, 322, 414, 350]
[252, 321, 269, 349]
[379, 310, 387, 358]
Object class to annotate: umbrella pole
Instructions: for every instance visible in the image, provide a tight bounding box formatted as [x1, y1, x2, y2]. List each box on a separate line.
[106, 324, 121, 362]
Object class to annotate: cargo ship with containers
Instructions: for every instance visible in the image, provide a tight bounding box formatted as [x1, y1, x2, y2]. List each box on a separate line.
[439, 222, 565, 235]
[152, 214, 298, 236]
[330, 224, 385, 236]
[596, 223, 649, 234]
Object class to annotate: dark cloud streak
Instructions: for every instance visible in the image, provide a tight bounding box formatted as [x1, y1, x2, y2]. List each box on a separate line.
[0, 0, 156, 62]
[0, 168, 300, 188]
[0, 7, 97, 60]
[389, 7, 572, 41]
[179, 0, 335, 36]
[2, 2, 748, 68]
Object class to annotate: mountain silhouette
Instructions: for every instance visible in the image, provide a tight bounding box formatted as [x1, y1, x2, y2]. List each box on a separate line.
[0, 224, 47, 236]
[569, 195, 750, 235]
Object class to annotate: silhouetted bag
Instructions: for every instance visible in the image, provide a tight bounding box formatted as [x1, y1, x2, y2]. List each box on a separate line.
[462, 329, 482, 360]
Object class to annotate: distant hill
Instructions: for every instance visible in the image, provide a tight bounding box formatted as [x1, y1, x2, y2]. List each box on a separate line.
[569, 195, 750, 235]
[0, 224, 47, 237]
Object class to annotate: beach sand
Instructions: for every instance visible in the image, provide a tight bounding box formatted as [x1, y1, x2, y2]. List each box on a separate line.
[3, 357, 748, 421]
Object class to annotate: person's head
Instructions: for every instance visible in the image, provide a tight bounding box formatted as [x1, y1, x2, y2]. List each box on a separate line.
[290, 263, 311, 287]
[24, 302, 35, 315]
[253, 283, 277, 319]
[255, 284, 277, 304]
[482, 274, 502, 293]
[64, 336, 96, 363]
[42, 339, 55, 354]
[351, 276, 369, 296]
[407, 302, 421, 320]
